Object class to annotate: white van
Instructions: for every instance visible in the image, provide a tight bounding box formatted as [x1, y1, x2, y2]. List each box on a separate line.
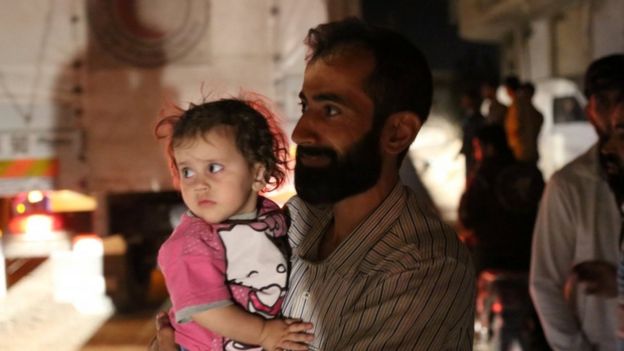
[534, 79, 597, 179]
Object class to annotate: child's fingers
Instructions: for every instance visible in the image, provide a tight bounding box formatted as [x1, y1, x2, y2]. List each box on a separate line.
[276, 340, 310, 351]
[286, 331, 314, 344]
[155, 311, 172, 330]
[285, 321, 314, 332]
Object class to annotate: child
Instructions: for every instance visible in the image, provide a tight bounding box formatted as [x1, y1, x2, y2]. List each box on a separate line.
[155, 97, 312, 351]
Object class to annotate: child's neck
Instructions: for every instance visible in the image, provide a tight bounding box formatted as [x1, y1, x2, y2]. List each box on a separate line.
[228, 210, 257, 220]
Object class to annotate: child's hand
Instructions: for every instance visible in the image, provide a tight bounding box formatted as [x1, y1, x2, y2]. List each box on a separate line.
[260, 318, 314, 351]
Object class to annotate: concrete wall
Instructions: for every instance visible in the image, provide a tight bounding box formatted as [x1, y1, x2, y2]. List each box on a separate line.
[85, 0, 278, 193]
[457, 0, 624, 82]
[591, 0, 624, 58]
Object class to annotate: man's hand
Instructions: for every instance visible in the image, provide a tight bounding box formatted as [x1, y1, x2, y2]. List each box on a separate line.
[148, 311, 177, 351]
[565, 260, 617, 299]
[259, 318, 314, 351]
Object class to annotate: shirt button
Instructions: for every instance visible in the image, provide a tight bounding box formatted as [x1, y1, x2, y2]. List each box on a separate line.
[303, 291, 310, 298]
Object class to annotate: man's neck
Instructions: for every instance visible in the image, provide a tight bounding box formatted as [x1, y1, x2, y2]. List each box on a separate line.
[317, 173, 398, 260]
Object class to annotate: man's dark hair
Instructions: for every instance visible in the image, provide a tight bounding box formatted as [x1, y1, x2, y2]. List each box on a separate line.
[462, 88, 482, 108]
[481, 77, 500, 90]
[584, 54, 624, 98]
[520, 82, 536, 98]
[304, 18, 433, 126]
[503, 75, 521, 92]
[476, 124, 514, 161]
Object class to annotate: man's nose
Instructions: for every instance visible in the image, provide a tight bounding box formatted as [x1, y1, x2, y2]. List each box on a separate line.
[292, 114, 315, 146]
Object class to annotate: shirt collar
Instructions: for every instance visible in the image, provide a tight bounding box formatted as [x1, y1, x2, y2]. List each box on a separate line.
[296, 182, 407, 275]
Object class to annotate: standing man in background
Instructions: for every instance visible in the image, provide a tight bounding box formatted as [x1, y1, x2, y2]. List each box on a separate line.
[503, 75, 522, 159]
[530, 54, 624, 351]
[480, 78, 507, 126]
[460, 88, 485, 180]
[516, 82, 544, 164]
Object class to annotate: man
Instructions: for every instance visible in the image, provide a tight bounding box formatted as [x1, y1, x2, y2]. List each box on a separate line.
[602, 76, 624, 207]
[503, 75, 524, 160]
[600, 66, 624, 349]
[154, 18, 475, 350]
[529, 54, 624, 351]
[459, 124, 544, 274]
[516, 82, 544, 164]
[459, 88, 485, 179]
[480, 78, 507, 125]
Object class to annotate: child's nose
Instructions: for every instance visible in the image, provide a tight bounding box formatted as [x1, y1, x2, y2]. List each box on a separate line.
[195, 174, 212, 189]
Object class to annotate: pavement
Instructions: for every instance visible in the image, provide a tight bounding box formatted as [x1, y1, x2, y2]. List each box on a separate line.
[0, 255, 168, 351]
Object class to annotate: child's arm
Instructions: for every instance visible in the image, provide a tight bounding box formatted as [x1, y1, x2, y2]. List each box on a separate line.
[191, 304, 313, 351]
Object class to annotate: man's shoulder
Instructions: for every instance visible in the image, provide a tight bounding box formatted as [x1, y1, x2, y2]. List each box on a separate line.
[369, 188, 472, 272]
[551, 143, 600, 183]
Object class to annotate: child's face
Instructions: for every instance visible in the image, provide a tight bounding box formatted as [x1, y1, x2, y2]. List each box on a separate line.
[173, 126, 265, 223]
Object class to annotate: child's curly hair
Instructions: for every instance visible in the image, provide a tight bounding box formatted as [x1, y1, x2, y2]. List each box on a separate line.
[155, 96, 290, 192]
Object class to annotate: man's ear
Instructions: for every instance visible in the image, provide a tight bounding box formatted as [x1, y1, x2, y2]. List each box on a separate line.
[251, 163, 267, 192]
[585, 96, 595, 124]
[380, 112, 422, 155]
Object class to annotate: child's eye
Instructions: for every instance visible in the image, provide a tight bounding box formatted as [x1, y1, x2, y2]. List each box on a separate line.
[209, 163, 224, 173]
[180, 167, 195, 178]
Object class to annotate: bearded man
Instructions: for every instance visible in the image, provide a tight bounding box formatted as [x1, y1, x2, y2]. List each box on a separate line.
[154, 18, 475, 351]
[279, 18, 474, 351]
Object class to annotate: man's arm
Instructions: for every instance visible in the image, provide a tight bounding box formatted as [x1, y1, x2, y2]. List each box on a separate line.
[324, 253, 475, 350]
[191, 304, 313, 351]
[150, 309, 313, 351]
[529, 179, 593, 350]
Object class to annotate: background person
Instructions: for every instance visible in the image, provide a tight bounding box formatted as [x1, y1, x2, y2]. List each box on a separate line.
[530, 54, 624, 351]
[480, 78, 507, 126]
[515, 81, 544, 164]
[459, 124, 544, 274]
[459, 88, 486, 180]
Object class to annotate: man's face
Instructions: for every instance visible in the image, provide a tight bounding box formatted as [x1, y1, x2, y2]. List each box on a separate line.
[292, 51, 382, 205]
[588, 89, 624, 139]
[601, 93, 624, 201]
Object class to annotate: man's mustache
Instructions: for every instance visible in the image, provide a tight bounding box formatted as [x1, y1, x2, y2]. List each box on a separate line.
[296, 145, 337, 160]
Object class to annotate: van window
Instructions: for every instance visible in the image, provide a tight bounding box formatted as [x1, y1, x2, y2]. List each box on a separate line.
[553, 96, 585, 124]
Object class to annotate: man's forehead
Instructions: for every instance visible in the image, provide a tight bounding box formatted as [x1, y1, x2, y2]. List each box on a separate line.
[302, 53, 374, 93]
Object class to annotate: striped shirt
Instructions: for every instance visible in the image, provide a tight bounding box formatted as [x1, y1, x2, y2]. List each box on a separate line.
[282, 183, 475, 350]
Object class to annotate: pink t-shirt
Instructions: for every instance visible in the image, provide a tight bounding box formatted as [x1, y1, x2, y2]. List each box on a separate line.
[158, 197, 289, 351]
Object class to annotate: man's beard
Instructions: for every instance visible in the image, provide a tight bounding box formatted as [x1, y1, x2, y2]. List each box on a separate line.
[294, 129, 382, 205]
[600, 147, 624, 205]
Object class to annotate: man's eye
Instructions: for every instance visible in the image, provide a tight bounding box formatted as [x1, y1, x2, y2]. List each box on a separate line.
[209, 163, 224, 173]
[298, 100, 307, 113]
[181, 168, 195, 178]
[597, 96, 613, 109]
[324, 105, 340, 117]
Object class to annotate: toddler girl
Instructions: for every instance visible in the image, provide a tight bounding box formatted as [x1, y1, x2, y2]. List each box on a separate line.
[155, 97, 312, 351]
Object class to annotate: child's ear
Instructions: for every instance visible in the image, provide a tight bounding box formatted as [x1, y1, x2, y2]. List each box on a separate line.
[252, 163, 267, 192]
